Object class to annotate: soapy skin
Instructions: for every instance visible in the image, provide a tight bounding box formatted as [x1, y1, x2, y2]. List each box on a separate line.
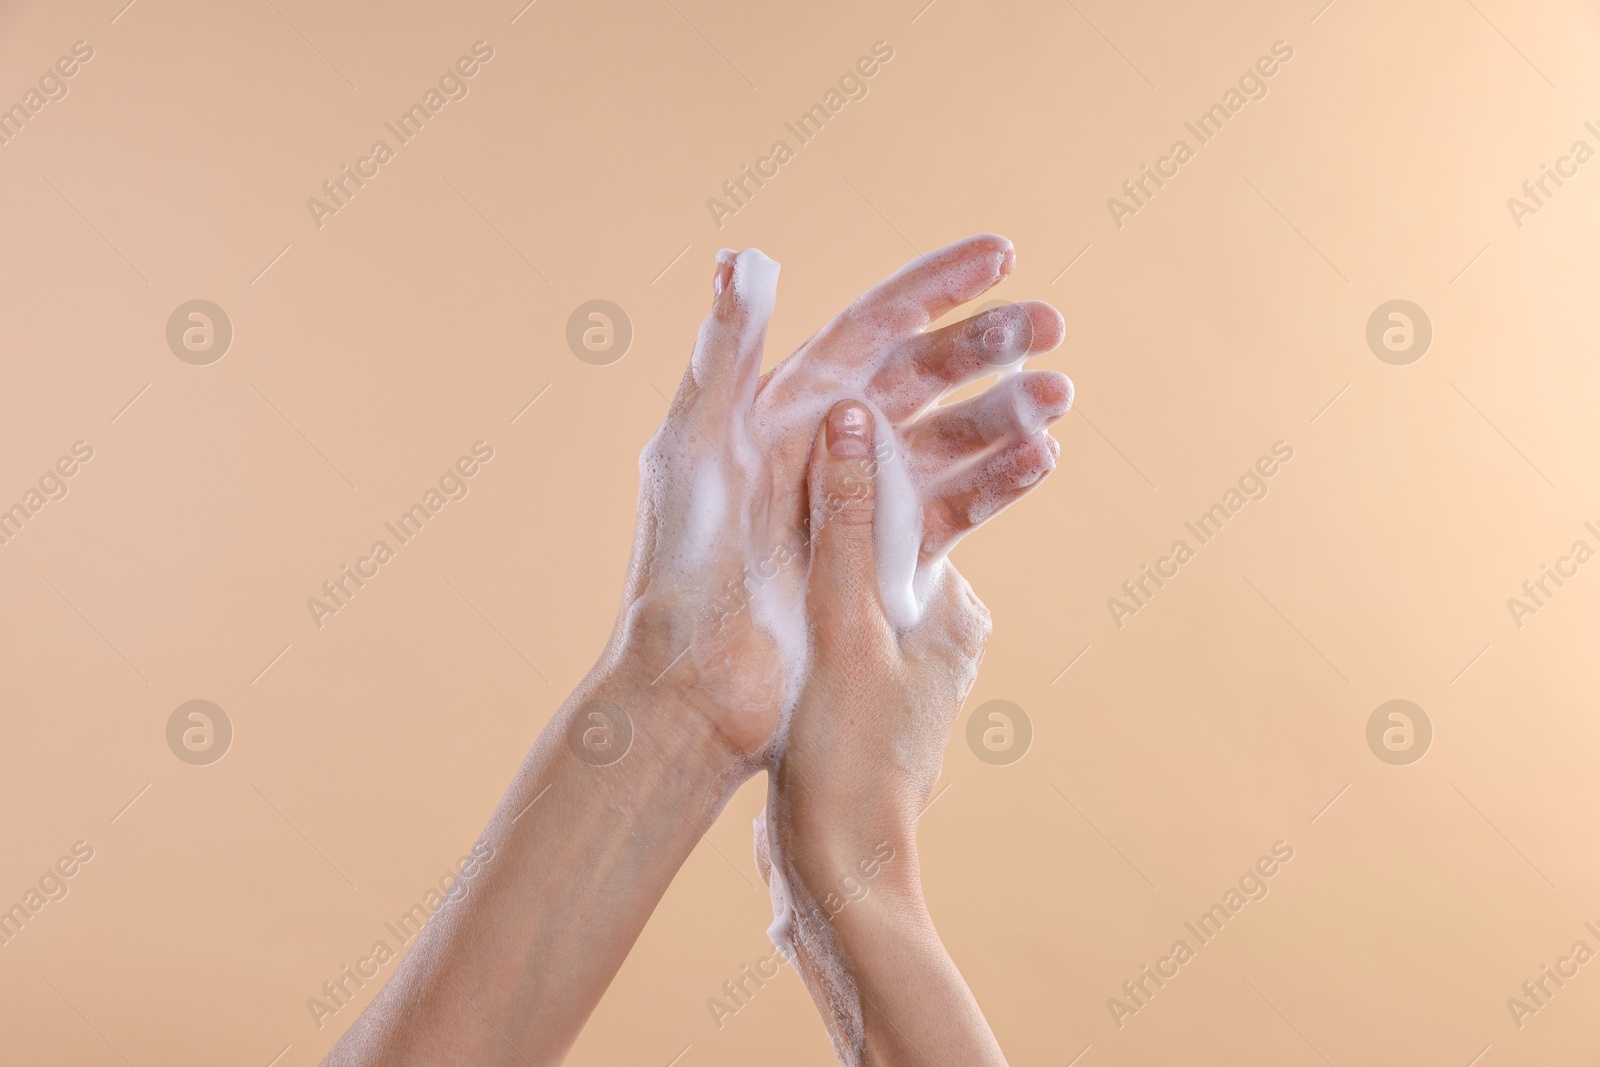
[624, 236, 1069, 766]
[634, 238, 1068, 1064]
[319, 238, 1064, 1067]
[758, 400, 1007, 1065]
[742, 238, 1069, 653]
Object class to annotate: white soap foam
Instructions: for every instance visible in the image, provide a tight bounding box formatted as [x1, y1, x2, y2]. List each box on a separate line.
[680, 458, 729, 574]
[731, 249, 780, 349]
[759, 797, 867, 1063]
[868, 404, 925, 631]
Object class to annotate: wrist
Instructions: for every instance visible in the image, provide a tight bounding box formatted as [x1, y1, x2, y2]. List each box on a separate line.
[780, 819, 924, 924]
[564, 659, 751, 804]
[776, 773, 921, 880]
[592, 598, 782, 763]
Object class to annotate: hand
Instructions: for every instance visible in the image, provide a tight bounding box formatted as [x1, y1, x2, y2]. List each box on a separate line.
[608, 238, 1068, 768]
[774, 400, 997, 875]
[755, 399, 1052, 1065]
[760, 398, 1012, 916]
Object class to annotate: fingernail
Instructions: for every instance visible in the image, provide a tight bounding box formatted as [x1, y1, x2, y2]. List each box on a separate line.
[826, 401, 871, 457]
[713, 250, 736, 299]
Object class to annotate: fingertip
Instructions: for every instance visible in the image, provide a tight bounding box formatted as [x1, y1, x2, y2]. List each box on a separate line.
[1026, 371, 1074, 416]
[1031, 301, 1067, 350]
[688, 250, 782, 414]
[959, 232, 1013, 269]
[1006, 432, 1060, 494]
[708, 248, 779, 329]
[824, 399, 873, 458]
[711, 248, 780, 312]
[733, 247, 781, 294]
[807, 400, 882, 594]
[1015, 371, 1074, 436]
[963, 233, 1014, 289]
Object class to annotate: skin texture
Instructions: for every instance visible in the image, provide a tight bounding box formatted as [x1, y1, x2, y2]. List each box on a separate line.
[320, 239, 1066, 1066]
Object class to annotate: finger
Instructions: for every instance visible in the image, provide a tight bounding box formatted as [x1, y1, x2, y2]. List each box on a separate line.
[808, 234, 1017, 361]
[902, 370, 1073, 476]
[920, 432, 1060, 560]
[806, 400, 884, 632]
[676, 247, 780, 421]
[640, 249, 778, 589]
[868, 301, 1066, 422]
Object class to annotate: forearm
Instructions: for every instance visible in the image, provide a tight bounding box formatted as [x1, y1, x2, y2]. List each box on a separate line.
[782, 835, 1007, 1067]
[323, 665, 745, 1066]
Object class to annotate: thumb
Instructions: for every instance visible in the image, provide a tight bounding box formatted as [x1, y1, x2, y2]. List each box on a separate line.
[806, 400, 883, 629]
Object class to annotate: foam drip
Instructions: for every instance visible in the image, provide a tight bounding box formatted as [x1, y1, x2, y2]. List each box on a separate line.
[757, 803, 867, 1064]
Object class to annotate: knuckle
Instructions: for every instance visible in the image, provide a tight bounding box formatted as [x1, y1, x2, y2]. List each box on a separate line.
[709, 293, 752, 332]
[813, 486, 875, 532]
[810, 590, 887, 644]
[823, 497, 876, 530]
[955, 600, 992, 658]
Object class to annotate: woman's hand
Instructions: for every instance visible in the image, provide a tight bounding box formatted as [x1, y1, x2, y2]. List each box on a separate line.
[756, 399, 1056, 1065]
[600, 248, 788, 763]
[775, 400, 997, 870]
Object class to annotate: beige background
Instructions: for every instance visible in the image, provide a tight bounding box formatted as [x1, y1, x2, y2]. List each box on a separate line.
[2, 0, 1598, 1064]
